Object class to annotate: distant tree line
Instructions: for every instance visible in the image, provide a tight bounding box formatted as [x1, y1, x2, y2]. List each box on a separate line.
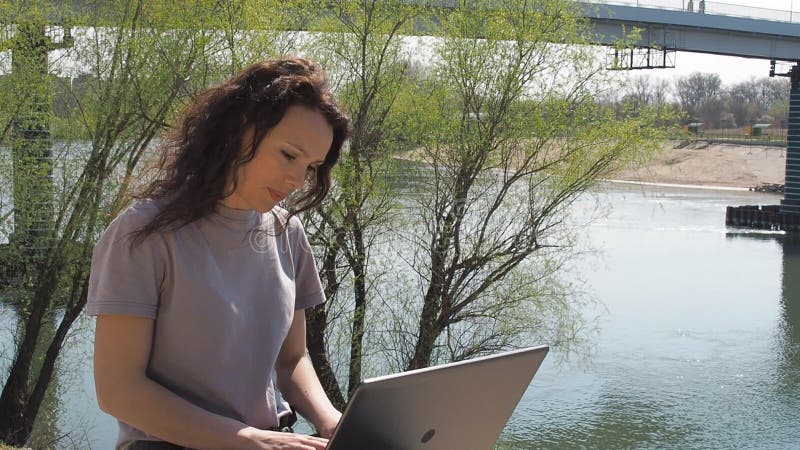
[602, 72, 790, 132]
[10, 70, 790, 142]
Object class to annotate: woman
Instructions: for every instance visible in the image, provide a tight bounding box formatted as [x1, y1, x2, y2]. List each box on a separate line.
[87, 58, 350, 450]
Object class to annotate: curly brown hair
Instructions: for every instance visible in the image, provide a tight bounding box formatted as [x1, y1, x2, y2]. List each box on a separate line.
[131, 58, 350, 241]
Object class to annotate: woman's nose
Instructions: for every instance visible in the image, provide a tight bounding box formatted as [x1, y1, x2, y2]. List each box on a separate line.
[286, 168, 304, 190]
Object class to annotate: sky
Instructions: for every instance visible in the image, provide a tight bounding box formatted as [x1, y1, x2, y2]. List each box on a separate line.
[616, 0, 797, 85]
[646, 52, 775, 85]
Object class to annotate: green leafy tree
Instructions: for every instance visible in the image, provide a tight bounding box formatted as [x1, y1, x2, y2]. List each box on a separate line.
[301, 0, 422, 408]
[727, 77, 790, 128]
[674, 72, 722, 120]
[0, 0, 302, 444]
[298, 0, 665, 405]
[389, 0, 665, 370]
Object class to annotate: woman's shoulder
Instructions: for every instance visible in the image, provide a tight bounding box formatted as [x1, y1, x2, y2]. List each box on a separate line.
[265, 207, 311, 248]
[112, 198, 163, 228]
[267, 206, 304, 230]
[98, 199, 170, 245]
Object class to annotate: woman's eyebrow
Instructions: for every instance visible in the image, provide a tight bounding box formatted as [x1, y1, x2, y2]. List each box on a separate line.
[284, 140, 307, 155]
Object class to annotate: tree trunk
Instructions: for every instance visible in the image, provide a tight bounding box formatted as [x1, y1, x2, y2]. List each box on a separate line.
[305, 239, 346, 410]
[407, 199, 457, 371]
[408, 297, 443, 370]
[346, 222, 367, 396]
[0, 264, 60, 445]
[24, 273, 88, 443]
[306, 305, 346, 410]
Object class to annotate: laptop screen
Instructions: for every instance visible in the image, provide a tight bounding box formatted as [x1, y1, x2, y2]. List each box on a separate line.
[326, 345, 549, 450]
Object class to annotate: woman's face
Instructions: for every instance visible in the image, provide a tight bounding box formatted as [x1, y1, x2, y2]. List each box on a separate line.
[223, 105, 334, 213]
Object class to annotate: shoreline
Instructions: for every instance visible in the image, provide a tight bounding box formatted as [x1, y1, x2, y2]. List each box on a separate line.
[612, 141, 786, 191]
[602, 178, 757, 192]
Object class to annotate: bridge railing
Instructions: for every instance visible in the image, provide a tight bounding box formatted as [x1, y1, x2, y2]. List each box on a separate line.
[587, 0, 798, 23]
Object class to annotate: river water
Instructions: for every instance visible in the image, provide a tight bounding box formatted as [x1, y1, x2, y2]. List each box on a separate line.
[1, 182, 798, 449]
[498, 182, 800, 449]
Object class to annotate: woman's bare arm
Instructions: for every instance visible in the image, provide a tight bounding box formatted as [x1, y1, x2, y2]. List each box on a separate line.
[275, 310, 342, 438]
[94, 315, 328, 450]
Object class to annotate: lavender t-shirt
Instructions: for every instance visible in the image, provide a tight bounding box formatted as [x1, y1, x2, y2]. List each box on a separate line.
[86, 199, 325, 449]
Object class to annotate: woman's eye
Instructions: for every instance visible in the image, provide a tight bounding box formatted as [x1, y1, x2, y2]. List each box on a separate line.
[281, 150, 296, 161]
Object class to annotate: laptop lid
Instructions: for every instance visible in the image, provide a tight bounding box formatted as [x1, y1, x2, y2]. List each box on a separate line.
[326, 345, 549, 450]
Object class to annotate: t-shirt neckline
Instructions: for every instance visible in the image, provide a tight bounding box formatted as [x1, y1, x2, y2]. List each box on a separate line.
[212, 203, 261, 230]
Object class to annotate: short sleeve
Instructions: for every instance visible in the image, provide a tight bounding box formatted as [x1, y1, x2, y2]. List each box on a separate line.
[289, 216, 325, 311]
[86, 202, 166, 319]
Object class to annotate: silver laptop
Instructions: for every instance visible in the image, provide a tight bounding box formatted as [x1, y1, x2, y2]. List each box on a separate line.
[326, 345, 549, 450]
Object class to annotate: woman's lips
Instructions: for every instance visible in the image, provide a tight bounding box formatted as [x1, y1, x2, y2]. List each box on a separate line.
[268, 188, 285, 202]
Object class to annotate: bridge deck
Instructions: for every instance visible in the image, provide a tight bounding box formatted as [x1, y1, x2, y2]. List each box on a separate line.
[583, 2, 800, 61]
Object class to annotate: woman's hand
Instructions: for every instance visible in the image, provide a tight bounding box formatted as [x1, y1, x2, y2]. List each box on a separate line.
[239, 427, 329, 450]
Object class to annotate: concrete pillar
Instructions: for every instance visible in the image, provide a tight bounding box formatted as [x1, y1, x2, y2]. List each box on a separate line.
[782, 65, 800, 215]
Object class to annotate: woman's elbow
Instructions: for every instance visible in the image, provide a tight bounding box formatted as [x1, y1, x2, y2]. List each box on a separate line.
[94, 370, 142, 415]
[94, 374, 121, 414]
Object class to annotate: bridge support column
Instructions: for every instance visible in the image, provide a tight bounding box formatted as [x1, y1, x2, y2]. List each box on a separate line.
[726, 64, 800, 233]
[782, 65, 800, 215]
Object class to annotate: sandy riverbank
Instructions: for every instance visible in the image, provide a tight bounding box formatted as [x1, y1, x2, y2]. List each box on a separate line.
[613, 141, 787, 190]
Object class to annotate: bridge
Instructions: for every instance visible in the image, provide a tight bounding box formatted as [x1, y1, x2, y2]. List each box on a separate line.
[582, 1, 800, 61]
[580, 0, 800, 223]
